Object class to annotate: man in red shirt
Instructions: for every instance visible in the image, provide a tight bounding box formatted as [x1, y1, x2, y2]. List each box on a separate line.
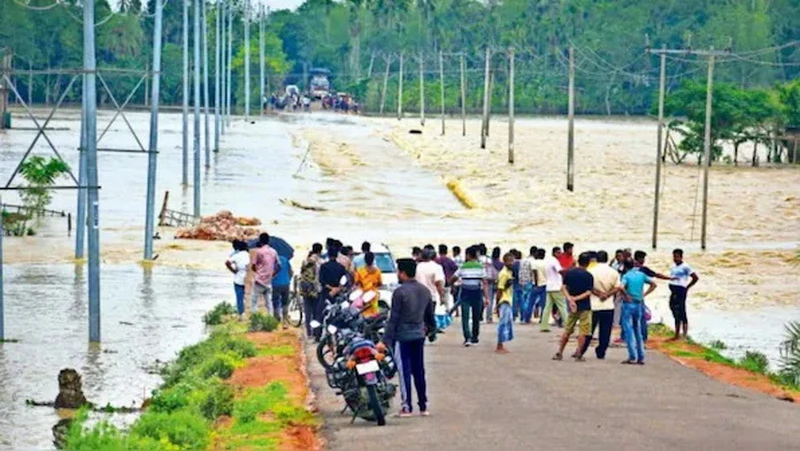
[557, 242, 575, 274]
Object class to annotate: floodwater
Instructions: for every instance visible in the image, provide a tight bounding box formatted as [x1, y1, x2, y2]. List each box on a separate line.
[0, 109, 798, 448]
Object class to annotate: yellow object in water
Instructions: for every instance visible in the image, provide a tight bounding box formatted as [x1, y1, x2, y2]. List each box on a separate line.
[446, 179, 476, 209]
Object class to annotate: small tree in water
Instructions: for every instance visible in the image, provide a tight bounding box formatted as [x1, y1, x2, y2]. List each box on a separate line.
[18, 156, 71, 231]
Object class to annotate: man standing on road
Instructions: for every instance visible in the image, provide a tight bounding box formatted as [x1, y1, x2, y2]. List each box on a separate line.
[579, 251, 621, 359]
[541, 247, 568, 333]
[417, 248, 446, 327]
[530, 248, 547, 321]
[619, 260, 657, 365]
[558, 242, 576, 272]
[251, 233, 281, 316]
[435, 244, 458, 313]
[633, 250, 670, 342]
[668, 249, 699, 341]
[299, 244, 323, 336]
[451, 246, 489, 346]
[272, 253, 293, 328]
[317, 247, 348, 338]
[519, 246, 538, 324]
[382, 258, 436, 418]
[553, 253, 594, 362]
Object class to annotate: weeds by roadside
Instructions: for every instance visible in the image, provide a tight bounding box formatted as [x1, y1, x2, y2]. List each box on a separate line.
[202, 302, 237, 326]
[249, 312, 280, 332]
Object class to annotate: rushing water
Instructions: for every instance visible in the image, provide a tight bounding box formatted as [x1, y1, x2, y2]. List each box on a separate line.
[0, 109, 797, 448]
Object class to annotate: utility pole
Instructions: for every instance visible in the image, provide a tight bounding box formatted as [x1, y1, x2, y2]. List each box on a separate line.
[508, 47, 515, 165]
[84, 0, 101, 343]
[700, 49, 716, 251]
[259, 4, 265, 117]
[193, 0, 202, 217]
[397, 53, 403, 120]
[460, 52, 466, 136]
[652, 46, 666, 249]
[226, 3, 232, 125]
[439, 49, 445, 135]
[481, 47, 490, 149]
[0, 193, 3, 340]
[144, 0, 163, 261]
[214, 0, 221, 148]
[244, 0, 250, 121]
[202, 0, 210, 168]
[220, 0, 226, 135]
[75, 74, 87, 260]
[380, 54, 390, 117]
[182, 0, 189, 185]
[567, 46, 575, 192]
[419, 52, 425, 126]
[647, 45, 728, 249]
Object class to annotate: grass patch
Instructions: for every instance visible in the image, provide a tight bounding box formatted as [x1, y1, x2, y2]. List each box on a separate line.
[257, 345, 295, 357]
[709, 339, 727, 350]
[739, 351, 770, 374]
[249, 312, 280, 332]
[203, 302, 237, 326]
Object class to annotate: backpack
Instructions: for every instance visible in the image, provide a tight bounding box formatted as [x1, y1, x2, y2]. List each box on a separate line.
[299, 257, 319, 297]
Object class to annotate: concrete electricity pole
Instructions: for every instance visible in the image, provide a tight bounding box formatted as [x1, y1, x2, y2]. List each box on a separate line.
[566, 46, 575, 192]
[182, 0, 189, 185]
[202, 0, 210, 168]
[193, 0, 202, 216]
[244, 0, 250, 120]
[144, 0, 164, 261]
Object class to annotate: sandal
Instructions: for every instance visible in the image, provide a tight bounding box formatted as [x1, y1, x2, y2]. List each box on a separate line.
[552, 353, 563, 361]
[621, 360, 637, 365]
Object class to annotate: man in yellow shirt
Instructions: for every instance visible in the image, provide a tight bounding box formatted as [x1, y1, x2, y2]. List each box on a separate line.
[495, 253, 516, 354]
[354, 252, 382, 317]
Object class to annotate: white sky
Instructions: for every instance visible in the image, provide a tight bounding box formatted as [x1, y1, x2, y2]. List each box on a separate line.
[255, 0, 306, 11]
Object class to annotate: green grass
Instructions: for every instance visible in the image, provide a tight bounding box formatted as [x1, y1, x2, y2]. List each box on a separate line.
[202, 302, 237, 326]
[709, 339, 728, 350]
[257, 345, 295, 356]
[249, 312, 280, 332]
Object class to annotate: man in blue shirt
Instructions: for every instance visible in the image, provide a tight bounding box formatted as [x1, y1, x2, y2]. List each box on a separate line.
[272, 254, 293, 328]
[619, 260, 657, 364]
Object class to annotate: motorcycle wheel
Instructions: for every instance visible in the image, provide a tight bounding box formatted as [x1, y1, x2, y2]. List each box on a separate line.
[316, 338, 336, 370]
[366, 385, 386, 426]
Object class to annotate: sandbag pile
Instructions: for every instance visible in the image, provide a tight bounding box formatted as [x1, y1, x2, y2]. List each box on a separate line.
[175, 210, 262, 241]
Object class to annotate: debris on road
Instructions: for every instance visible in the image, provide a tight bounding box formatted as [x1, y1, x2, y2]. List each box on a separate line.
[175, 210, 262, 241]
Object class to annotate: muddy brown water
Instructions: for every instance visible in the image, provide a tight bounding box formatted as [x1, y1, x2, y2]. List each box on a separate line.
[0, 109, 797, 448]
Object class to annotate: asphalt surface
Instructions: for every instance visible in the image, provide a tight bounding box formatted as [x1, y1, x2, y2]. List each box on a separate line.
[306, 319, 800, 451]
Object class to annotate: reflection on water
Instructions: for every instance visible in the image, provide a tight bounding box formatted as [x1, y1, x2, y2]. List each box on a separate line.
[0, 264, 231, 449]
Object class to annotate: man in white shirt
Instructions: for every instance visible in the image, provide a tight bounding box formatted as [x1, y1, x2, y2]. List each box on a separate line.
[541, 247, 569, 333]
[530, 248, 548, 321]
[579, 251, 621, 359]
[668, 248, 699, 341]
[519, 246, 537, 323]
[416, 248, 446, 314]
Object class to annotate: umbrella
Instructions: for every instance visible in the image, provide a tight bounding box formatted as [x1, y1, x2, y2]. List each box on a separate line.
[247, 236, 294, 259]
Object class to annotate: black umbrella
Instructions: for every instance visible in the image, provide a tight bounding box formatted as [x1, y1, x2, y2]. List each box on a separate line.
[247, 236, 294, 259]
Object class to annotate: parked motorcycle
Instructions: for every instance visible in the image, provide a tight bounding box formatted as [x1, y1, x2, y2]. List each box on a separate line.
[325, 331, 396, 426]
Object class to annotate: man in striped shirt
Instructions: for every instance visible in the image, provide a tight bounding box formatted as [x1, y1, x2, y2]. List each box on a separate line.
[450, 246, 489, 347]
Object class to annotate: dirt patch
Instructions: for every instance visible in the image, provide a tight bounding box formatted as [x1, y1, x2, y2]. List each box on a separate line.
[649, 336, 799, 403]
[280, 425, 322, 451]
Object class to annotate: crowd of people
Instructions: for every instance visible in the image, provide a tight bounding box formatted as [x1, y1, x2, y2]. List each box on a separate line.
[226, 235, 699, 417]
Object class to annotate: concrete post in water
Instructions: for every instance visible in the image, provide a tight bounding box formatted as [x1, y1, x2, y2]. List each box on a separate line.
[439, 50, 445, 135]
[193, 0, 202, 217]
[182, 0, 189, 185]
[219, 0, 226, 135]
[202, 0, 211, 168]
[244, 0, 250, 121]
[700, 49, 716, 251]
[259, 4, 265, 116]
[481, 47, 490, 149]
[460, 52, 466, 137]
[380, 55, 390, 117]
[567, 46, 575, 192]
[75, 75, 87, 260]
[397, 53, 403, 121]
[419, 52, 425, 126]
[226, 4, 232, 126]
[508, 47, 515, 165]
[214, 0, 221, 148]
[652, 47, 666, 249]
[84, 0, 101, 343]
[144, 0, 164, 262]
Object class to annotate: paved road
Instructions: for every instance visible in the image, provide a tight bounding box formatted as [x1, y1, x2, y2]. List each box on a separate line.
[307, 320, 800, 451]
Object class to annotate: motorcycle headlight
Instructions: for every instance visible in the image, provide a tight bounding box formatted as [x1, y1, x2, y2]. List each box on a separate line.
[327, 325, 338, 334]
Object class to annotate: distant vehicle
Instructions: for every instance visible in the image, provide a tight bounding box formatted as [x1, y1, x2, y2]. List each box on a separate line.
[309, 68, 331, 99]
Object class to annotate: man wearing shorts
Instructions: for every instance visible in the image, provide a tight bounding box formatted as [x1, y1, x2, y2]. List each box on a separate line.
[541, 247, 569, 333]
[553, 253, 594, 362]
[668, 248, 699, 341]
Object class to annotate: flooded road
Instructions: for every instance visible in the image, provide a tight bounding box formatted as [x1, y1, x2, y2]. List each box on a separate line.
[0, 109, 798, 448]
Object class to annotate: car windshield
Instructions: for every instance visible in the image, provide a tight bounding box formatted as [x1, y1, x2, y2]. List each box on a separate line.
[372, 253, 395, 273]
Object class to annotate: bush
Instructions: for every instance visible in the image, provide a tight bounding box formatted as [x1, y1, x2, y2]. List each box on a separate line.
[198, 380, 235, 420]
[130, 410, 210, 450]
[738, 351, 770, 374]
[709, 340, 727, 350]
[196, 352, 239, 380]
[249, 312, 279, 332]
[203, 302, 237, 325]
[779, 320, 800, 388]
